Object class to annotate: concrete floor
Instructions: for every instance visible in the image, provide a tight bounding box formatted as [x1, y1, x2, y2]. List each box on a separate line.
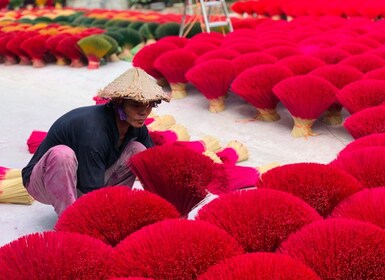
[0, 61, 353, 247]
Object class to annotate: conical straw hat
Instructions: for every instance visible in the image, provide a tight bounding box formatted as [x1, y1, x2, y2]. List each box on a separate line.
[98, 67, 171, 103]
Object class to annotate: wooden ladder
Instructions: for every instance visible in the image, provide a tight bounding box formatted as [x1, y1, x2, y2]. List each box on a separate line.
[179, 0, 233, 36]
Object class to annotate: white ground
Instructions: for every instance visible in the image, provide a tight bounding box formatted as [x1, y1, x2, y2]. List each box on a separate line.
[0, 61, 353, 247]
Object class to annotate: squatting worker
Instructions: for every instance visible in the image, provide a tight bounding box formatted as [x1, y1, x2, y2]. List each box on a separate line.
[21, 67, 170, 216]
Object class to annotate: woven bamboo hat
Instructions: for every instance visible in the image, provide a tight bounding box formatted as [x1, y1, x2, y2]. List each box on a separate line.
[98, 67, 171, 103]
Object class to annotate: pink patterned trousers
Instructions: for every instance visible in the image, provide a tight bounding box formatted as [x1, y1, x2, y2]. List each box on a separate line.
[26, 141, 146, 216]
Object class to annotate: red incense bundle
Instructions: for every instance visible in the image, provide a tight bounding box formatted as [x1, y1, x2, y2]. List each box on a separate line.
[45, 33, 70, 65]
[153, 49, 197, 99]
[199, 253, 321, 280]
[273, 75, 338, 138]
[257, 162, 363, 217]
[337, 79, 385, 114]
[194, 48, 240, 65]
[215, 140, 249, 165]
[185, 59, 237, 112]
[132, 41, 179, 86]
[232, 52, 277, 75]
[276, 54, 326, 75]
[56, 35, 85, 67]
[55, 186, 180, 246]
[231, 64, 293, 122]
[112, 219, 244, 278]
[339, 53, 385, 73]
[343, 106, 385, 139]
[331, 188, 385, 229]
[26, 130, 47, 154]
[20, 34, 49, 68]
[278, 219, 385, 280]
[197, 188, 321, 253]
[309, 64, 363, 124]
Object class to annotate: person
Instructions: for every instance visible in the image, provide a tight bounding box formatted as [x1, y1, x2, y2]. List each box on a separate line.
[21, 67, 170, 216]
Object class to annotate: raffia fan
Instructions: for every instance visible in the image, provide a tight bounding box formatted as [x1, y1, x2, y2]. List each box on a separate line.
[0, 167, 33, 205]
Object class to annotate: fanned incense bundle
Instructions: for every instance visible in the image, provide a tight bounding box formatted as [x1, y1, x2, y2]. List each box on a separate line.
[278, 219, 385, 280]
[55, 187, 180, 247]
[198, 253, 321, 280]
[146, 114, 176, 131]
[157, 35, 189, 48]
[309, 64, 363, 124]
[0, 166, 33, 205]
[194, 48, 240, 65]
[257, 162, 363, 217]
[117, 28, 144, 60]
[331, 146, 385, 188]
[272, 75, 338, 138]
[112, 219, 244, 279]
[153, 49, 197, 99]
[132, 41, 179, 86]
[100, 34, 120, 62]
[231, 64, 293, 122]
[207, 163, 259, 194]
[183, 42, 218, 56]
[154, 22, 181, 39]
[188, 32, 223, 46]
[339, 53, 385, 73]
[0, 33, 18, 65]
[0, 231, 113, 279]
[139, 22, 160, 44]
[20, 34, 48, 68]
[186, 59, 237, 113]
[310, 47, 351, 64]
[6, 31, 36, 65]
[364, 67, 385, 80]
[56, 35, 85, 67]
[171, 135, 221, 154]
[216, 140, 249, 165]
[331, 188, 385, 229]
[276, 55, 326, 75]
[26, 130, 47, 154]
[338, 133, 385, 157]
[45, 33, 70, 65]
[225, 43, 261, 54]
[129, 144, 215, 216]
[343, 106, 385, 139]
[197, 189, 321, 252]
[263, 46, 302, 60]
[232, 52, 277, 75]
[77, 35, 112, 69]
[336, 42, 371, 55]
[337, 79, 385, 114]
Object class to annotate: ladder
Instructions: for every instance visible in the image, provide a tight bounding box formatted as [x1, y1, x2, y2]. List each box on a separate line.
[179, 0, 233, 36]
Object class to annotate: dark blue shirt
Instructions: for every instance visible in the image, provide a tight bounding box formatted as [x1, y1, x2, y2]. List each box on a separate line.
[22, 104, 153, 194]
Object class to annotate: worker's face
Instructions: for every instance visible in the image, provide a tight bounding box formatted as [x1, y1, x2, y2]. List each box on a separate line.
[121, 99, 156, 127]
